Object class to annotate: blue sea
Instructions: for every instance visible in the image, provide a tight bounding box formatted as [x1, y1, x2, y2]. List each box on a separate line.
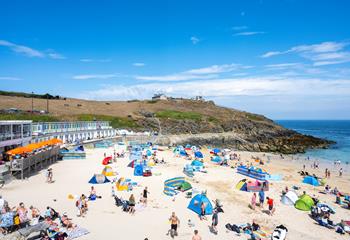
[276, 120, 350, 163]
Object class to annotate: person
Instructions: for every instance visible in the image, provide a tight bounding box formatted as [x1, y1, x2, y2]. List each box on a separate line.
[339, 168, 343, 177]
[211, 209, 218, 233]
[192, 229, 202, 240]
[258, 189, 265, 209]
[327, 169, 331, 179]
[128, 194, 136, 214]
[29, 205, 42, 225]
[17, 202, 29, 226]
[251, 193, 257, 210]
[76, 197, 83, 217]
[167, 212, 180, 238]
[325, 168, 328, 178]
[266, 197, 275, 216]
[89, 186, 98, 200]
[48, 168, 53, 183]
[200, 202, 206, 220]
[45, 168, 50, 183]
[143, 187, 149, 206]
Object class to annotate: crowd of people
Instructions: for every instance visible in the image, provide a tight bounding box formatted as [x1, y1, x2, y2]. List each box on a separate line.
[0, 195, 77, 239]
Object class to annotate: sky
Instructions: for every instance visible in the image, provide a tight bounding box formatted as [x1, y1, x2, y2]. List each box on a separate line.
[1, 0, 350, 120]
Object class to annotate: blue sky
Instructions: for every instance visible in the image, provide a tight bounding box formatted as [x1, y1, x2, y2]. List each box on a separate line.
[1, 0, 350, 120]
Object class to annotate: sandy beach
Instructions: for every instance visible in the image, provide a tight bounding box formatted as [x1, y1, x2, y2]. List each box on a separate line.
[1, 145, 350, 240]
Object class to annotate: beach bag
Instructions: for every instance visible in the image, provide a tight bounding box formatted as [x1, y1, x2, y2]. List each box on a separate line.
[14, 215, 20, 225]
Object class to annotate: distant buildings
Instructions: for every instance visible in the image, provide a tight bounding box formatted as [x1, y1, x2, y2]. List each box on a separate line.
[152, 93, 168, 101]
[0, 120, 33, 156]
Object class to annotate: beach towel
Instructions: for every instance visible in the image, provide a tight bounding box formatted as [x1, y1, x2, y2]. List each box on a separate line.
[253, 228, 270, 240]
[67, 227, 89, 239]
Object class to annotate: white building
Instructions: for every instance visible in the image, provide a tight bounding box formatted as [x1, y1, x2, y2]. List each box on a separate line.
[32, 121, 117, 143]
[0, 120, 32, 156]
[152, 93, 168, 101]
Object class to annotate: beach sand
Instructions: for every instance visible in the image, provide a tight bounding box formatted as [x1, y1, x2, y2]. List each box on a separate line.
[2, 146, 350, 240]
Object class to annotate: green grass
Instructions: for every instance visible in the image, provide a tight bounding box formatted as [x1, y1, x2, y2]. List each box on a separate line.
[0, 113, 60, 122]
[246, 113, 265, 122]
[146, 100, 158, 104]
[77, 114, 139, 129]
[155, 110, 202, 121]
[208, 116, 219, 123]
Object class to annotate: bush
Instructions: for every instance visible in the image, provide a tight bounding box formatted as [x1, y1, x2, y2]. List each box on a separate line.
[155, 110, 202, 121]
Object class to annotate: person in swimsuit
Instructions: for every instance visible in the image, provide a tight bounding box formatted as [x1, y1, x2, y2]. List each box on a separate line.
[167, 212, 180, 237]
[128, 194, 136, 214]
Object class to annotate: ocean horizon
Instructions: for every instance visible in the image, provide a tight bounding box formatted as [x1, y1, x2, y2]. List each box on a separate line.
[276, 120, 350, 163]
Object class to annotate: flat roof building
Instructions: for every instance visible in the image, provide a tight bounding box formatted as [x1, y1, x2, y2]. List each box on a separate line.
[0, 120, 32, 158]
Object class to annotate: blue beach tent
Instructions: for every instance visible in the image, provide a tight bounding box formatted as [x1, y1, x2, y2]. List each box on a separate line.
[188, 193, 213, 215]
[88, 174, 111, 184]
[213, 148, 221, 154]
[191, 160, 203, 167]
[194, 151, 204, 158]
[302, 176, 320, 186]
[134, 164, 144, 176]
[211, 156, 222, 163]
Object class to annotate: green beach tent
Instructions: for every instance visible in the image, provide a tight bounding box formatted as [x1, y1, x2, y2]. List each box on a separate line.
[295, 195, 315, 211]
[179, 181, 192, 192]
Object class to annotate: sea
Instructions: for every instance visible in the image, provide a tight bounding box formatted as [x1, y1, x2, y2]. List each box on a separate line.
[276, 120, 350, 164]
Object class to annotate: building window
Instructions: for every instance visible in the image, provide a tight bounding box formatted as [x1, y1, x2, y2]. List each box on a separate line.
[12, 124, 22, 139]
[0, 125, 11, 141]
[23, 124, 31, 137]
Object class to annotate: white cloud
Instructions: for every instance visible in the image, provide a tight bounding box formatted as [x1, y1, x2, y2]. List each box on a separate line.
[234, 31, 265, 36]
[73, 74, 119, 80]
[190, 36, 200, 45]
[265, 63, 303, 69]
[133, 62, 145, 67]
[0, 76, 21, 81]
[135, 64, 251, 81]
[261, 51, 281, 58]
[261, 41, 348, 58]
[80, 77, 350, 101]
[185, 64, 251, 74]
[0, 39, 65, 59]
[0, 40, 44, 57]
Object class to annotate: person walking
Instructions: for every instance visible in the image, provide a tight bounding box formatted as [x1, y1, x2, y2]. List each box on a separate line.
[258, 189, 265, 209]
[167, 212, 180, 238]
[143, 187, 149, 206]
[266, 197, 275, 216]
[211, 209, 219, 234]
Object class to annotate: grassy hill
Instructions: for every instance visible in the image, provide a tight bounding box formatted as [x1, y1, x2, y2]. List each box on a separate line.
[0, 94, 333, 153]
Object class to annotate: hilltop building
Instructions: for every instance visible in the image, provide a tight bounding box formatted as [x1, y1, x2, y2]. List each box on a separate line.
[152, 93, 168, 100]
